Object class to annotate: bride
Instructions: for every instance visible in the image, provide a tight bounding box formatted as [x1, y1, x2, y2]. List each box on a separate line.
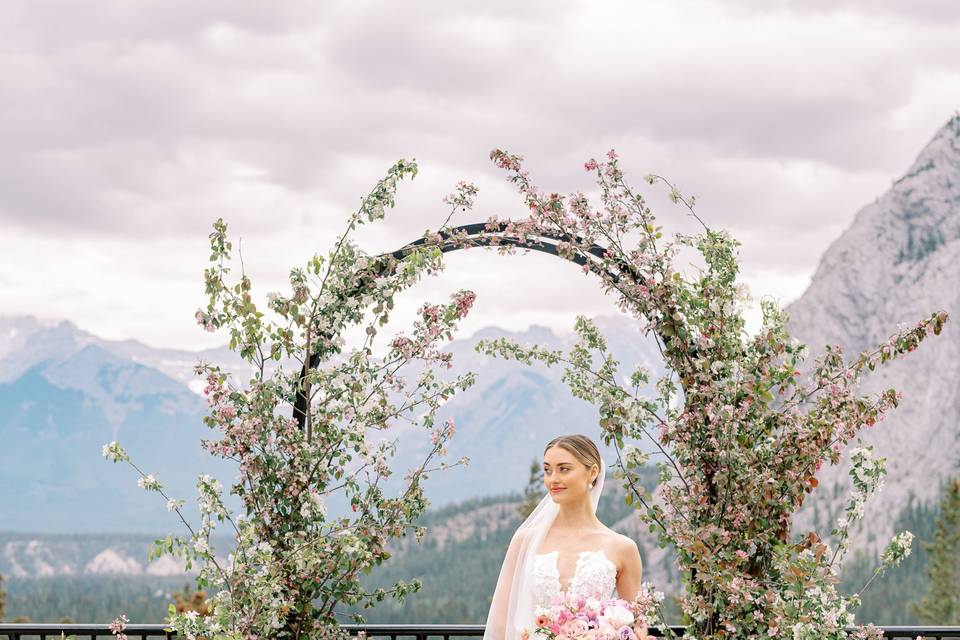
[483, 434, 646, 640]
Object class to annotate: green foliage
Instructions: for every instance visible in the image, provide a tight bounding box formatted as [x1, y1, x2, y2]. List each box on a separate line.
[518, 458, 544, 519]
[105, 160, 486, 640]
[479, 149, 949, 640]
[840, 496, 936, 624]
[895, 213, 946, 265]
[3, 575, 188, 623]
[910, 478, 960, 623]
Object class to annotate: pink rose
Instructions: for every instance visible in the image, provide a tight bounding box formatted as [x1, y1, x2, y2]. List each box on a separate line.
[563, 619, 590, 637]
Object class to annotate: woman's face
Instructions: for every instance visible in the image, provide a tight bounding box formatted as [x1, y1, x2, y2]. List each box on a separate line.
[543, 445, 597, 504]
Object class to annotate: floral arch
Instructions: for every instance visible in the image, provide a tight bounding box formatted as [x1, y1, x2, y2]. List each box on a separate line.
[108, 150, 947, 640]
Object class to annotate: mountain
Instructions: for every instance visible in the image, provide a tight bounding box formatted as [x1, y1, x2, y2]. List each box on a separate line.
[787, 114, 960, 552]
[0, 316, 255, 533]
[0, 532, 198, 578]
[397, 316, 666, 505]
[0, 316, 247, 391]
[0, 312, 665, 534]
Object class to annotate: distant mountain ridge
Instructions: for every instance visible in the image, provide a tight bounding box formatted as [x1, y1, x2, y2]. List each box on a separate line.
[0, 532, 194, 579]
[0, 315, 246, 390]
[0, 311, 665, 533]
[0, 325, 226, 532]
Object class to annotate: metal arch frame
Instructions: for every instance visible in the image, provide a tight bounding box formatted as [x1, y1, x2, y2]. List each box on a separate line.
[292, 221, 626, 430]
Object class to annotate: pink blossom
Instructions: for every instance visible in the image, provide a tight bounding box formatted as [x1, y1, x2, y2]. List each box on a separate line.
[453, 290, 477, 318]
[109, 613, 129, 640]
[563, 619, 590, 637]
[420, 304, 440, 322]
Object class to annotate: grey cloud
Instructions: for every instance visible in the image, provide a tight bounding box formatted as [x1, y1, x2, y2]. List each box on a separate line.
[726, 0, 960, 24]
[0, 0, 956, 244]
[0, 1, 316, 50]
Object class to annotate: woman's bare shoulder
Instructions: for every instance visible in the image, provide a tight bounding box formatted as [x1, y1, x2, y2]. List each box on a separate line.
[597, 525, 632, 545]
[600, 529, 640, 564]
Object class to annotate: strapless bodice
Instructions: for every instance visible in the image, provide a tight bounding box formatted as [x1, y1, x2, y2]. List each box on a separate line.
[530, 549, 617, 606]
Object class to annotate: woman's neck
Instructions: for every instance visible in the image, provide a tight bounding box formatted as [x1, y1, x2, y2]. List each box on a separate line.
[554, 499, 600, 531]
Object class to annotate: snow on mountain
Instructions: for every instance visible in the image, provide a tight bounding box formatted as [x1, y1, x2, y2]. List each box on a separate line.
[389, 315, 666, 505]
[0, 533, 200, 577]
[2, 539, 66, 578]
[0, 322, 237, 533]
[0, 318, 97, 383]
[787, 114, 960, 552]
[145, 554, 192, 576]
[0, 315, 247, 390]
[84, 549, 144, 575]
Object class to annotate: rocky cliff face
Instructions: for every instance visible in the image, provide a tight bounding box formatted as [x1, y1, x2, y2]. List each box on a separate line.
[786, 115, 960, 551]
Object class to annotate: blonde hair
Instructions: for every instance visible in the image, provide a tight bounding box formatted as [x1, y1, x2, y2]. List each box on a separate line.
[544, 434, 602, 476]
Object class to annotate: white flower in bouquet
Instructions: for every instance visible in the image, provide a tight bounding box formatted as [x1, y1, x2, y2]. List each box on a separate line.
[598, 620, 617, 638]
[584, 597, 602, 617]
[598, 604, 635, 630]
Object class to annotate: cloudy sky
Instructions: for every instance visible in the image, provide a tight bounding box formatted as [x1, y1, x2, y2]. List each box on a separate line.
[2, 0, 959, 350]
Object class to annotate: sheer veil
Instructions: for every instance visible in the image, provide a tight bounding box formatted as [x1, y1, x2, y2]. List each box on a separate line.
[483, 461, 606, 640]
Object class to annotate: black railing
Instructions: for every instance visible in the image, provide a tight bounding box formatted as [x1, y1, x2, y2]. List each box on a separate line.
[1, 623, 960, 639]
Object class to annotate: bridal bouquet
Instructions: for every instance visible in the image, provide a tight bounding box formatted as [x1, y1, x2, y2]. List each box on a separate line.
[522, 589, 660, 640]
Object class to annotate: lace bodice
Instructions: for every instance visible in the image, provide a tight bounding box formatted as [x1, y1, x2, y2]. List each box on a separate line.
[531, 549, 618, 606]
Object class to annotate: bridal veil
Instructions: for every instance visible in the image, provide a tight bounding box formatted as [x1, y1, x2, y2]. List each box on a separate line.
[482, 461, 606, 640]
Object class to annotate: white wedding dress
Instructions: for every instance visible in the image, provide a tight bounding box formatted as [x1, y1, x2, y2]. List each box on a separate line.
[531, 549, 618, 606]
[483, 464, 613, 640]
